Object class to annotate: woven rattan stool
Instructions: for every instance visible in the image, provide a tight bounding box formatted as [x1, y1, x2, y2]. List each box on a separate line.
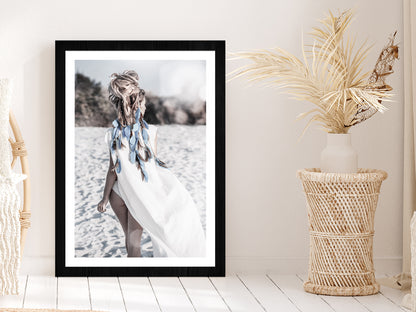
[297, 168, 387, 296]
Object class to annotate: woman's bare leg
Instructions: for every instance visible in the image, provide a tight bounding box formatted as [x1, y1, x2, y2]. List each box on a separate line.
[109, 190, 129, 253]
[127, 211, 143, 257]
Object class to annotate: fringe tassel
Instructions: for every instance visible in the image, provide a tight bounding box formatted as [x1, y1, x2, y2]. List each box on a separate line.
[0, 179, 21, 295]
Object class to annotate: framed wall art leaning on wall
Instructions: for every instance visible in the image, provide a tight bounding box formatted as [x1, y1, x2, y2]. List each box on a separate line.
[55, 40, 225, 276]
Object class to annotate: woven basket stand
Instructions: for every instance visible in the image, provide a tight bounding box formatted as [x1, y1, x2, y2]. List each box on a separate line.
[297, 168, 387, 296]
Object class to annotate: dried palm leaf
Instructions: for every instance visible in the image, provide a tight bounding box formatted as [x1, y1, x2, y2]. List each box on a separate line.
[229, 9, 398, 134]
[348, 31, 399, 126]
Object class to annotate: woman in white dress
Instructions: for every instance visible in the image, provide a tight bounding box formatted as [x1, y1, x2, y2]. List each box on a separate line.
[96, 70, 206, 257]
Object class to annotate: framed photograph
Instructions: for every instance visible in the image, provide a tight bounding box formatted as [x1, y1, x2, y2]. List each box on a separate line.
[55, 40, 225, 276]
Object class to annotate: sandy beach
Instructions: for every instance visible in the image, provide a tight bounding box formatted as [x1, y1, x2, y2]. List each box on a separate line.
[74, 125, 206, 257]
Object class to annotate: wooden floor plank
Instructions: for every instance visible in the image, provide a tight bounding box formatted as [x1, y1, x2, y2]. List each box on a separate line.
[149, 277, 194, 312]
[378, 275, 408, 310]
[89, 277, 125, 312]
[23, 276, 56, 309]
[0, 275, 27, 308]
[297, 274, 368, 312]
[267, 274, 334, 312]
[57, 277, 90, 310]
[238, 274, 299, 312]
[355, 293, 405, 312]
[180, 277, 229, 312]
[4, 274, 409, 312]
[118, 277, 160, 312]
[210, 276, 263, 312]
[379, 286, 408, 312]
[318, 295, 369, 312]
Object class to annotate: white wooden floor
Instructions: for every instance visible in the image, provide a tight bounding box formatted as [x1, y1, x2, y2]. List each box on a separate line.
[0, 274, 408, 312]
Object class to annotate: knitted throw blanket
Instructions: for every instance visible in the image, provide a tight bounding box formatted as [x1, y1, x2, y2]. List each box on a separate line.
[0, 79, 24, 295]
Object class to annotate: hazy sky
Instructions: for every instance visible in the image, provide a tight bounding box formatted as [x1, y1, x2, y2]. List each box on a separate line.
[75, 60, 206, 101]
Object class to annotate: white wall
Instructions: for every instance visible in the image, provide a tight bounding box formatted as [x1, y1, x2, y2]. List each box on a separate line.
[0, 0, 403, 275]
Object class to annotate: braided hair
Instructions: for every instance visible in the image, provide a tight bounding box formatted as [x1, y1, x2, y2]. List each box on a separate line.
[108, 70, 166, 182]
[108, 70, 145, 127]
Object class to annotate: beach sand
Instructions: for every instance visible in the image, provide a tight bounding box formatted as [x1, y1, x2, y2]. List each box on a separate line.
[74, 125, 206, 258]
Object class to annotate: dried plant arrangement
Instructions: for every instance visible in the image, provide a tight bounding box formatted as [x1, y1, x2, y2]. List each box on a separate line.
[230, 9, 399, 134]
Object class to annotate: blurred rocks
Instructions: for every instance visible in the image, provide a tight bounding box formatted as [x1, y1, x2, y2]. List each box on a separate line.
[75, 73, 206, 127]
[75, 73, 115, 127]
[144, 93, 206, 125]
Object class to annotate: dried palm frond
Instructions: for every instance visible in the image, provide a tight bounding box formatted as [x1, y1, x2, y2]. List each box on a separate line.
[229, 9, 398, 134]
[348, 31, 399, 126]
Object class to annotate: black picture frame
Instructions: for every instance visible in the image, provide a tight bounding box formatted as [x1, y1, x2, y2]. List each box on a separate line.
[55, 40, 225, 276]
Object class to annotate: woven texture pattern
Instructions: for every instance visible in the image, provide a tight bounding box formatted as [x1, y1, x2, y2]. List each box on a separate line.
[0, 79, 25, 295]
[297, 168, 387, 296]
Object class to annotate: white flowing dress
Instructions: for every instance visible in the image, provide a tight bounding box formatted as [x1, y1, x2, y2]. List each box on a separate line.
[105, 125, 206, 257]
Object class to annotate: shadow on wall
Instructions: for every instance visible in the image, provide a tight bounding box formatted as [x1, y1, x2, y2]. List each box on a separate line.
[75, 73, 206, 127]
[23, 46, 55, 258]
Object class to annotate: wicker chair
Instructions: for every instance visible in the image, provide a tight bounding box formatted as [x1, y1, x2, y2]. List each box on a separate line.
[8, 110, 31, 256]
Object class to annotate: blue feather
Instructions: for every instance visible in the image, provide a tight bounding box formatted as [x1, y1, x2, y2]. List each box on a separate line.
[132, 123, 139, 132]
[115, 159, 121, 174]
[142, 128, 149, 142]
[142, 169, 148, 182]
[155, 157, 168, 168]
[112, 119, 119, 128]
[122, 125, 130, 138]
[129, 135, 136, 148]
[129, 151, 135, 163]
[147, 144, 153, 158]
[138, 157, 144, 167]
[142, 119, 149, 129]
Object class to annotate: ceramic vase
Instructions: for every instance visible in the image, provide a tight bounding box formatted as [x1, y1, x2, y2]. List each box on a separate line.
[320, 133, 358, 173]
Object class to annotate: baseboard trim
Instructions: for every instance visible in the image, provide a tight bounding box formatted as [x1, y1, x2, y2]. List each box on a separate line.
[19, 256, 402, 276]
[226, 256, 402, 275]
[21, 256, 55, 276]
